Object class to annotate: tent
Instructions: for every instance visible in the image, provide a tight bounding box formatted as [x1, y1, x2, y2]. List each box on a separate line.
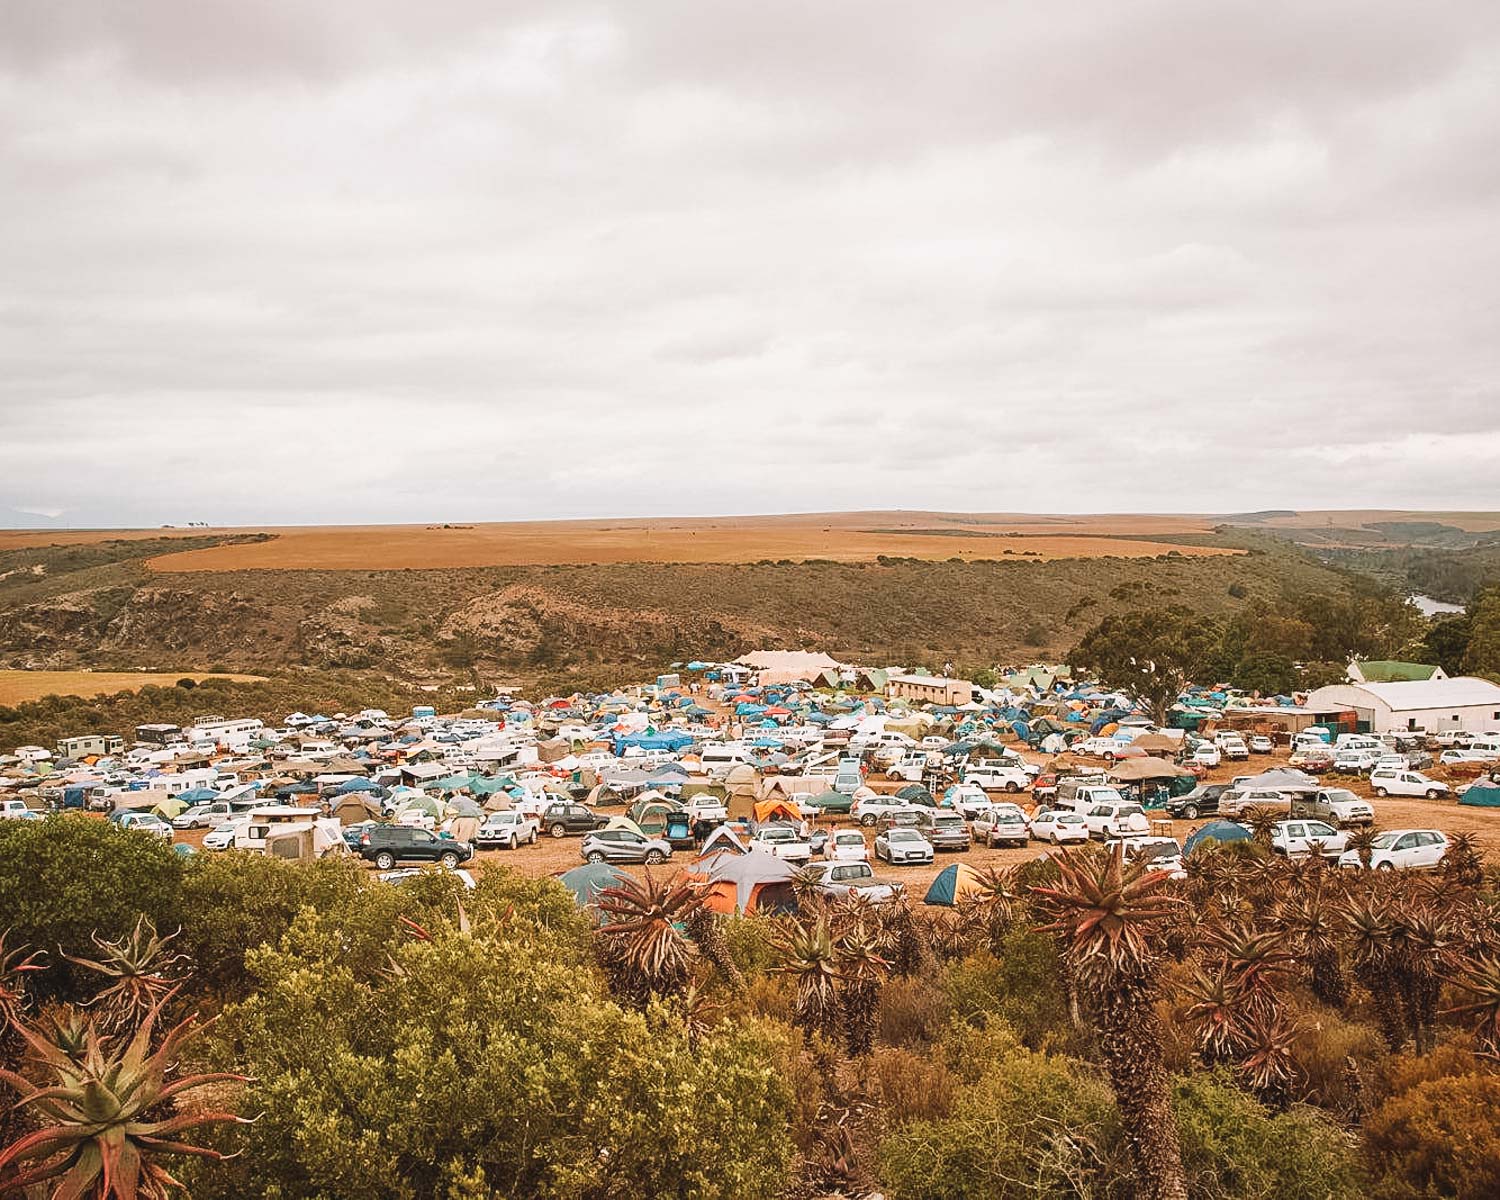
[753, 798, 801, 824]
[558, 862, 627, 906]
[445, 797, 484, 819]
[1238, 768, 1318, 791]
[692, 847, 798, 914]
[895, 784, 936, 806]
[1109, 757, 1191, 782]
[176, 788, 220, 804]
[603, 815, 648, 838]
[1459, 782, 1500, 808]
[923, 862, 986, 906]
[1185, 820, 1252, 855]
[1132, 733, 1179, 754]
[335, 777, 381, 794]
[697, 825, 749, 857]
[150, 796, 187, 819]
[330, 793, 381, 824]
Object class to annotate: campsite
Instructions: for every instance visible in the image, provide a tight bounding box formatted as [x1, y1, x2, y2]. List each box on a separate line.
[5, 646, 1500, 1198]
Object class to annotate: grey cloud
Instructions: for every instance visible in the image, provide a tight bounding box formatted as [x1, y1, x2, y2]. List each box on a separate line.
[1, 2, 1497, 527]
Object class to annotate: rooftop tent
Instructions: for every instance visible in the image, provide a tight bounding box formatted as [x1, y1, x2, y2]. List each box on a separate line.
[558, 862, 628, 907]
[923, 862, 985, 906]
[1184, 819, 1252, 855]
[1460, 783, 1500, 808]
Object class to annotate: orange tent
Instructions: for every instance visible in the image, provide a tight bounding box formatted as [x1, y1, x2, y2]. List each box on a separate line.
[753, 798, 802, 824]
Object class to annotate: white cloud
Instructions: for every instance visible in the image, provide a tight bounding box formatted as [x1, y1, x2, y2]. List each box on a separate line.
[1, 1, 1497, 525]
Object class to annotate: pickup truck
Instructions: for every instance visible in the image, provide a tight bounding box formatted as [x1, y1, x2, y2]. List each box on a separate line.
[0, 799, 40, 820]
[752, 825, 814, 862]
[685, 795, 729, 824]
[474, 810, 541, 849]
[1289, 788, 1375, 828]
[885, 753, 933, 783]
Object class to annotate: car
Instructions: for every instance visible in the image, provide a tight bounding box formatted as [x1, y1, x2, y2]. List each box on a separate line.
[1190, 743, 1222, 768]
[915, 809, 971, 851]
[823, 829, 869, 862]
[751, 825, 814, 862]
[1289, 788, 1375, 828]
[1165, 783, 1224, 821]
[1218, 788, 1294, 819]
[1075, 737, 1134, 761]
[1217, 737, 1250, 761]
[1052, 780, 1125, 814]
[1271, 819, 1349, 859]
[1339, 829, 1449, 871]
[1332, 748, 1382, 774]
[202, 820, 250, 850]
[1438, 749, 1489, 767]
[800, 860, 903, 902]
[945, 783, 993, 819]
[1028, 808, 1090, 844]
[171, 802, 227, 830]
[874, 828, 934, 865]
[1248, 735, 1274, 754]
[886, 752, 933, 783]
[540, 803, 607, 838]
[357, 825, 475, 869]
[1370, 769, 1450, 800]
[473, 810, 540, 849]
[962, 765, 1031, 793]
[580, 829, 672, 865]
[108, 811, 174, 840]
[1082, 801, 1150, 840]
[972, 803, 1030, 848]
[0, 799, 40, 820]
[853, 794, 915, 827]
[1288, 747, 1335, 772]
[685, 795, 729, 823]
[1109, 835, 1187, 880]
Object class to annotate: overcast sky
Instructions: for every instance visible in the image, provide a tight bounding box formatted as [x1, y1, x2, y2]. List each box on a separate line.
[3, 2, 1499, 527]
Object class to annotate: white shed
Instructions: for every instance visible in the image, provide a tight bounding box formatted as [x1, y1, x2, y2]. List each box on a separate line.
[1304, 676, 1500, 734]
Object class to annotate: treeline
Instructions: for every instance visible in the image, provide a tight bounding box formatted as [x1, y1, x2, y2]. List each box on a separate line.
[1421, 585, 1500, 679]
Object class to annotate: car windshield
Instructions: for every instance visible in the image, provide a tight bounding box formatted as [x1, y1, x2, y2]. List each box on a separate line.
[1324, 790, 1358, 803]
[888, 830, 922, 842]
[760, 828, 794, 841]
[835, 833, 863, 844]
[1370, 833, 1400, 849]
[994, 806, 1024, 820]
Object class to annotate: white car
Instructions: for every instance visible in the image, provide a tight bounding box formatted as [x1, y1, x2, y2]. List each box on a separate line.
[1110, 835, 1187, 880]
[946, 783, 993, 819]
[1249, 735, 1274, 754]
[1271, 819, 1349, 859]
[823, 829, 869, 862]
[854, 794, 914, 828]
[1076, 737, 1134, 760]
[962, 765, 1032, 793]
[473, 810, 540, 849]
[1191, 743, 1222, 768]
[972, 803, 1030, 848]
[1339, 829, 1449, 871]
[202, 821, 248, 851]
[1083, 801, 1150, 840]
[1333, 748, 1382, 774]
[1028, 809, 1090, 845]
[1370, 769, 1450, 800]
[752, 825, 813, 862]
[1439, 749, 1489, 766]
[874, 827, 934, 865]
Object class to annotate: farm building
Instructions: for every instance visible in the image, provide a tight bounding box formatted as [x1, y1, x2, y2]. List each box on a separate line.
[1346, 660, 1447, 684]
[1305, 676, 1500, 734]
[886, 673, 975, 706]
[55, 733, 124, 759]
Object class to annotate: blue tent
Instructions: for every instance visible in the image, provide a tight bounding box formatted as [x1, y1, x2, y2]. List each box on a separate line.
[923, 862, 983, 906]
[336, 777, 381, 794]
[176, 788, 220, 803]
[1460, 782, 1500, 808]
[558, 862, 627, 906]
[1185, 819, 1252, 855]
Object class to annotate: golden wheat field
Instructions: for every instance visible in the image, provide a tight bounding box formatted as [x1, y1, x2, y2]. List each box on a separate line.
[125, 512, 1240, 572]
[0, 671, 265, 705]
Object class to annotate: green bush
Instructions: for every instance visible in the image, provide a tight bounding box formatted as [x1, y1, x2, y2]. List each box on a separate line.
[1173, 1071, 1361, 1199]
[879, 1024, 1126, 1199]
[0, 814, 185, 1000]
[941, 931, 1073, 1049]
[187, 911, 793, 1199]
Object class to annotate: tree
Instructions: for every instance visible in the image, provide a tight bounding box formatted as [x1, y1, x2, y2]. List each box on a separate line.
[1462, 585, 1500, 680]
[1068, 608, 1220, 725]
[1031, 846, 1187, 1200]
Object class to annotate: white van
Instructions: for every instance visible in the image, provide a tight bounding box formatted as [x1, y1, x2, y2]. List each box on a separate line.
[700, 745, 751, 779]
[1054, 781, 1127, 814]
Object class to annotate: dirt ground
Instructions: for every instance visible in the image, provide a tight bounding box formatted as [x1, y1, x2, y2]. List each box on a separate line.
[0, 670, 266, 705]
[166, 747, 1500, 897]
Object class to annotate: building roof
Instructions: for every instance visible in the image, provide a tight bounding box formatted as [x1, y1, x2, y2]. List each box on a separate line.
[888, 673, 971, 688]
[1314, 676, 1500, 712]
[1350, 660, 1442, 683]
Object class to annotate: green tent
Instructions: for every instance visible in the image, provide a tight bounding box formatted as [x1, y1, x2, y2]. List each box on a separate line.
[558, 862, 627, 906]
[1460, 782, 1500, 808]
[923, 862, 984, 907]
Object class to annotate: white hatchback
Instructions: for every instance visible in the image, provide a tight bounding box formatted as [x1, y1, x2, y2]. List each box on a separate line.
[1339, 829, 1448, 871]
[824, 829, 870, 862]
[1370, 769, 1450, 800]
[1028, 809, 1090, 845]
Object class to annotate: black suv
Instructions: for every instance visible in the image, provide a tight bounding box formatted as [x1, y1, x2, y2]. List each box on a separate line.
[1166, 783, 1224, 821]
[356, 825, 474, 870]
[541, 803, 607, 838]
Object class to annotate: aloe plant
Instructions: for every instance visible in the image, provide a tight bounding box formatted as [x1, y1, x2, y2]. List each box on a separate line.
[66, 917, 188, 1036]
[0, 996, 248, 1198]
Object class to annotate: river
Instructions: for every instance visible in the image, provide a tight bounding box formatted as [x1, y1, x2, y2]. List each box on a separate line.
[1411, 593, 1465, 617]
